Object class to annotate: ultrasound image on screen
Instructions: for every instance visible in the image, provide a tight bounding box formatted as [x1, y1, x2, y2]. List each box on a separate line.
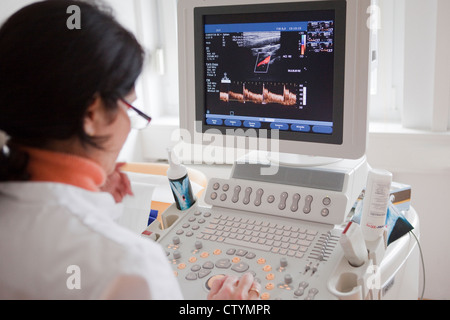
[203, 10, 336, 135]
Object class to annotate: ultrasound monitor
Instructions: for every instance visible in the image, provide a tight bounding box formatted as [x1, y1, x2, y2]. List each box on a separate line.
[177, 0, 371, 164]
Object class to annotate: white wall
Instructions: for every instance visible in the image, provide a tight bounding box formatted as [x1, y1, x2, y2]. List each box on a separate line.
[0, 0, 36, 22]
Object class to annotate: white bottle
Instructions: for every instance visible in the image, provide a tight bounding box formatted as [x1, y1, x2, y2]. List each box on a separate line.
[360, 169, 392, 242]
[167, 149, 195, 211]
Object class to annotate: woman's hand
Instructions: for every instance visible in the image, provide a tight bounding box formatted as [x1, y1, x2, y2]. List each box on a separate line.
[101, 162, 134, 203]
[207, 273, 261, 300]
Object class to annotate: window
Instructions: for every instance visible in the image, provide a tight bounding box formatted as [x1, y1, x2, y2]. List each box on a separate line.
[108, 0, 179, 120]
[369, 0, 402, 124]
[370, 0, 450, 133]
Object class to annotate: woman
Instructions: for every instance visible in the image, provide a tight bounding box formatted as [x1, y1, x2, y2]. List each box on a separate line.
[0, 0, 260, 300]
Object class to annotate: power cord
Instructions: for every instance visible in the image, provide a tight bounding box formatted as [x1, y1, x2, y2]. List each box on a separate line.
[410, 230, 426, 300]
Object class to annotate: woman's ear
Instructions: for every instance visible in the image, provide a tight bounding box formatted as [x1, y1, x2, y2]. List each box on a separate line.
[83, 96, 105, 137]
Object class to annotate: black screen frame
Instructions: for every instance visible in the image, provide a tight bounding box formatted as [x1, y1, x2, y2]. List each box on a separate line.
[194, 0, 347, 145]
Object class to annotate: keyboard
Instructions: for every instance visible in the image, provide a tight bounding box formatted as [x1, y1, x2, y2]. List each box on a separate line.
[199, 213, 319, 259]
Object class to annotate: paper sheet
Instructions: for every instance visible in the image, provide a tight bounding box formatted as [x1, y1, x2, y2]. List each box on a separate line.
[117, 171, 203, 234]
[116, 181, 156, 234]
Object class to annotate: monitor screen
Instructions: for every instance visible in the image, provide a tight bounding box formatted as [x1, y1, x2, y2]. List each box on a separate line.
[194, 1, 346, 145]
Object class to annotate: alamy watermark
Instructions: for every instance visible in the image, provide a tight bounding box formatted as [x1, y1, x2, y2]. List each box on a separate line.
[66, 5, 81, 30]
[66, 265, 81, 290]
[171, 122, 281, 176]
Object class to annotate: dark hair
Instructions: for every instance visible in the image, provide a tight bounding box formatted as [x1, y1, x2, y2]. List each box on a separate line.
[0, 0, 145, 181]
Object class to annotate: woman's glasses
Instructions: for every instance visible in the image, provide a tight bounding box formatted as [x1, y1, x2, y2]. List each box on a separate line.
[120, 98, 152, 130]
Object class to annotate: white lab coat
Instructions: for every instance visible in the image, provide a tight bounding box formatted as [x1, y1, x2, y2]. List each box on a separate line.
[0, 182, 183, 300]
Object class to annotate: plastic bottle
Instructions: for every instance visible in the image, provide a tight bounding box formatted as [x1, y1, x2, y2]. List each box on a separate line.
[360, 168, 392, 242]
[167, 149, 195, 211]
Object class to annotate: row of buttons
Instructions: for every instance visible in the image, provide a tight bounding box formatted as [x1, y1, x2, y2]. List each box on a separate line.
[205, 117, 333, 134]
[172, 243, 320, 300]
[211, 182, 332, 217]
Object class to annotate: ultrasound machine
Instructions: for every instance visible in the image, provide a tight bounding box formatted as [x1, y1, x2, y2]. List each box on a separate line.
[144, 0, 420, 300]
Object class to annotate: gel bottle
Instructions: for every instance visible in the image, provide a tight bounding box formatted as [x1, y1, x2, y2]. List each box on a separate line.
[360, 168, 393, 242]
[167, 149, 195, 211]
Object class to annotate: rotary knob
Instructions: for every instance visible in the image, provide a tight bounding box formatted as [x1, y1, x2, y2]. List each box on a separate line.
[172, 236, 181, 245]
[280, 258, 288, 268]
[173, 250, 181, 260]
[195, 241, 203, 250]
[284, 274, 293, 285]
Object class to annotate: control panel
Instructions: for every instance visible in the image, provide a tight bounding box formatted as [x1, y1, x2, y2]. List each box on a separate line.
[205, 178, 349, 225]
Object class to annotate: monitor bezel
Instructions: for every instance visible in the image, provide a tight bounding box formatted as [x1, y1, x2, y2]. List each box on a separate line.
[178, 0, 371, 160]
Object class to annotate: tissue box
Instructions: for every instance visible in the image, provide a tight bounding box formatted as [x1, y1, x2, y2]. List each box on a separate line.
[355, 182, 411, 212]
[389, 182, 412, 212]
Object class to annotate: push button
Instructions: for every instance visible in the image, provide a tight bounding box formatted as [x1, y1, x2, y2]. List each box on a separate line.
[279, 192, 288, 210]
[323, 197, 331, 206]
[291, 193, 301, 212]
[215, 258, 232, 269]
[185, 272, 197, 280]
[232, 186, 241, 203]
[191, 264, 201, 272]
[243, 187, 252, 205]
[305, 288, 319, 300]
[231, 262, 249, 273]
[202, 261, 214, 269]
[303, 195, 313, 214]
[198, 269, 211, 279]
[254, 189, 264, 207]
[294, 282, 309, 297]
[321, 208, 330, 217]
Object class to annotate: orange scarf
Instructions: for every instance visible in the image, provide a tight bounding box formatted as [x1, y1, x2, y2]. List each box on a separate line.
[23, 147, 106, 192]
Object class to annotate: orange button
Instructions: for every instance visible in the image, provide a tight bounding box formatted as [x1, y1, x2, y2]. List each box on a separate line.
[200, 252, 209, 258]
[178, 263, 186, 270]
[261, 292, 270, 300]
[213, 249, 222, 255]
[188, 256, 197, 263]
[266, 273, 275, 280]
[263, 265, 272, 272]
[265, 283, 275, 290]
[257, 258, 266, 265]
[232, 257, 241, 263]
